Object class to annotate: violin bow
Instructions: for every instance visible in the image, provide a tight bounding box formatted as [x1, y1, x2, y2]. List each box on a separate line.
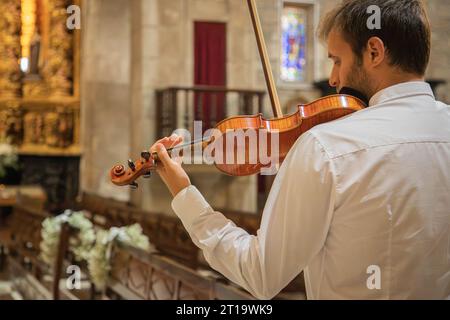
[247, 0, 283, 118]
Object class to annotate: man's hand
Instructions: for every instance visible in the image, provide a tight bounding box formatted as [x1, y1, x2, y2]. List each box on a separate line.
[150, 134, 191, 197]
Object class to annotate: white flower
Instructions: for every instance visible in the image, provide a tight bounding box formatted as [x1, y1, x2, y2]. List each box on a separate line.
[40, 210, 156, 291]
[0, 143, 18, 178]
[0, 143, 15, 156]
[40, 210, 96, 266]
[87, 224, 156, 290]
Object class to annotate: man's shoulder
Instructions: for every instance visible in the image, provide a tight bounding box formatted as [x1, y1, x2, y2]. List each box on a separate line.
[307, 98, 450, 159]
[436, 100, 450, 111]
[307, 111, 373, 159]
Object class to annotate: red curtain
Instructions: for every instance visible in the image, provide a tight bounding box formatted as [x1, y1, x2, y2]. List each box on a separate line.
[194, 22, 226, 129]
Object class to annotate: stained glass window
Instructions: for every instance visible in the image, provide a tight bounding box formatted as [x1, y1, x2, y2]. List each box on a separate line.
[281, 5, 307, 82]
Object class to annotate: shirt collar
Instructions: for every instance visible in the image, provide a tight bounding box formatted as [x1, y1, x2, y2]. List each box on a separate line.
[368, 81, 435, 107]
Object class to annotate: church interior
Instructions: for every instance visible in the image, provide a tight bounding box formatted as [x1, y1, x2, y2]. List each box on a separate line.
[0, 0, 449, 300]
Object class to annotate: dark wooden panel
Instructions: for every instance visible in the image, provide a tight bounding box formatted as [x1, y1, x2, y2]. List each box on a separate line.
[19, 155, 80, 213]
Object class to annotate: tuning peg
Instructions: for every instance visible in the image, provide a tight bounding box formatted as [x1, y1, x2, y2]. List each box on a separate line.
[129, 182, 138, 189]
[128, 159, 136, 171]
[141, 150, 151, 161]
[143, 171, 152, 178]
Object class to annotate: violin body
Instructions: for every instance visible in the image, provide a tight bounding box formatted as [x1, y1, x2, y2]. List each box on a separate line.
[110, 94, 365, 187]
[213, 94, 365, 176]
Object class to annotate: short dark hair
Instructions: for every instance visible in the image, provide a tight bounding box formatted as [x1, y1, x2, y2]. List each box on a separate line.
[318, 0, 431, 75]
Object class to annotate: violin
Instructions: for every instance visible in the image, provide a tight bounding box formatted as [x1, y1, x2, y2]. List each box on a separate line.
[109, 0, 366, 189]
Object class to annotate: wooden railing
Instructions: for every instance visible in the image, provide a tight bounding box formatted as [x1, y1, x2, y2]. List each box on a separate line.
[155, 86, 266, 138]
[106, 241, 255, 300]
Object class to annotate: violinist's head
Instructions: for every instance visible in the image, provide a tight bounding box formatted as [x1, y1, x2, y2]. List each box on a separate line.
[318, 0, 431, 100]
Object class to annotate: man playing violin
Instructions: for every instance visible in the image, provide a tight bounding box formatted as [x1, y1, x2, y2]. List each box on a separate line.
[150, 0, 450, 299]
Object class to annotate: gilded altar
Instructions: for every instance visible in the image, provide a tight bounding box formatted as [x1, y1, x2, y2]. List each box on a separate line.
[0, 0, 81, 156]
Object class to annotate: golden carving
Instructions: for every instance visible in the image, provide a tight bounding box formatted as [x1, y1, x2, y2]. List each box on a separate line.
[57, 107, 74, 148]
[22, 78, 50, 97]
[0, 110, 8, 143]
[0, 0, 80, 156]
[1, 0, 77, 99]
[42, 107, 74, 148]
[42, 0, 73, 97]
[1, 101, 79, 155]
[21, 0, 74, 98]
[0, 1, 22, 98]
[44, 111, 59, 147]
[0, 103, 24, 145]
[24, 112, 44, 144]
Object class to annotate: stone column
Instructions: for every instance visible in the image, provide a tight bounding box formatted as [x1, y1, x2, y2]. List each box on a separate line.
[79, 0, 131, 201]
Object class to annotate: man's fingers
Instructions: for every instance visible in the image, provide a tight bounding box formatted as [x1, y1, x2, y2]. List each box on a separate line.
[150, 135, 183, 153]
[150, 137, 168, 153]
[169, 136, 183, 148]
[155, 143, 172, 167]
[150, 135, 183, 173]
[170, 136, 184, 164]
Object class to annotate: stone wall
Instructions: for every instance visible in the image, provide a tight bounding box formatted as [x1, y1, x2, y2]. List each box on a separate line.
[423, 0, 450, 102]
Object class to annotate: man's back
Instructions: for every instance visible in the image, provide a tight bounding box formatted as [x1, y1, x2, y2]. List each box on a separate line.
[305, 81, 450, 299]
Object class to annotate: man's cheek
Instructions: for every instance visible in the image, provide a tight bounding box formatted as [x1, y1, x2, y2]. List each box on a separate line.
[341, 67, 351, 86]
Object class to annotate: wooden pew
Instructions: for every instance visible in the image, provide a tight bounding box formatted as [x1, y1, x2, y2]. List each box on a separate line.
[105, 241, 255, 300]
[4, 205, 94, 300]
[5, 204, 51, 299]
[6, 205, 47, 277]
[76, 192, 133, 228]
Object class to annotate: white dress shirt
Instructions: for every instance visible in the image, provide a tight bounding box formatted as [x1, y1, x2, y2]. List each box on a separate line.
[171, 81, 450, 300]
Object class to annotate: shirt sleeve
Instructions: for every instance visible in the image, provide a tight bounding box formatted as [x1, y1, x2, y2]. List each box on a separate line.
[171, 131, 336, 299]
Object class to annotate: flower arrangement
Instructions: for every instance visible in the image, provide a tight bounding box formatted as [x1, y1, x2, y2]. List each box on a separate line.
[41, 209, 155, 291]
[40, 210, 96, 266]
[88, 224, 155, 290]
[0, 143, 19, 179]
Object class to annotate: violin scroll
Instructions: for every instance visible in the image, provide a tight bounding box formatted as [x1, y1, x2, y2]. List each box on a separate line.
[110, 150, 156, 188]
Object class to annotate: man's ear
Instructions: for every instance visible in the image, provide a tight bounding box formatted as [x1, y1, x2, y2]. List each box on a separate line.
[366, 36, 386, 67]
